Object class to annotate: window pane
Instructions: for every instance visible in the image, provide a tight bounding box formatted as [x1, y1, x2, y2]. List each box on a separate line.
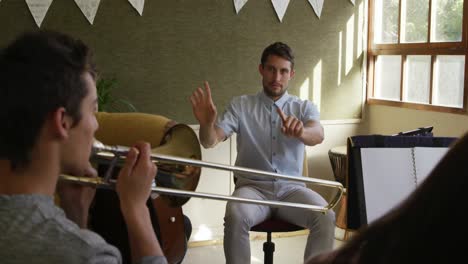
[374, 0, 399, 44]
[401, 0, 429, 43]
[433, 55, 465, 108]
[403, 56, 431, 103]
[375, 56, 402, 100]
[431, 0, 463, 42]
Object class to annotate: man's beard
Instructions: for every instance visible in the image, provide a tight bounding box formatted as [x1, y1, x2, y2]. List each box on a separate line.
[263, 85, 286, 98]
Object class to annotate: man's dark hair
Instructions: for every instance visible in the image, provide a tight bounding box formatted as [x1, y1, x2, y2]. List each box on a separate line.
[0, 30, 96, 169]
[260, 42, 295, 69]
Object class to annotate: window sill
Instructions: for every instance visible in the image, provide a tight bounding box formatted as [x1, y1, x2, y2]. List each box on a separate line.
[367, 98, 467, 115]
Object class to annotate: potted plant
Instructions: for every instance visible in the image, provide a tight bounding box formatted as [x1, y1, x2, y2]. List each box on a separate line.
[96, 77, 137, 112]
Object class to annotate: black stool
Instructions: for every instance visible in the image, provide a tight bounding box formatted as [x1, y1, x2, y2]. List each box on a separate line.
[250, 219, 304, 264]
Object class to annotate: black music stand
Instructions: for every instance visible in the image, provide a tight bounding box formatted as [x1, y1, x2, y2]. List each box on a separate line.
[392, 126, 434, 136]
[346, 133, 456, 229]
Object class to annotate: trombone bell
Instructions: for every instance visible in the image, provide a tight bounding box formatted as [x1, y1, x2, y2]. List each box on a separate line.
[91, 124, 201, 207]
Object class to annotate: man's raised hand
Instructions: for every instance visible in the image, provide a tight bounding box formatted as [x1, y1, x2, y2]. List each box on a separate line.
[190, 81, 217, 126]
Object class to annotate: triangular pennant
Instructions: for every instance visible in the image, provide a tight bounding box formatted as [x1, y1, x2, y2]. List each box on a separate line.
[307, 0, 324, 18]
[349, 0, 355, 5]
[25, 0, 53, 28]
[128, 0, 145, 16]
[74, 0, 101, 25]
[233, 0, 248, 14]
[271, 0, 290, 22]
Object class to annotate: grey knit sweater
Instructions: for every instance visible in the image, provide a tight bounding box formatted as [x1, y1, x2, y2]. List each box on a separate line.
[0, 194, 167, 264]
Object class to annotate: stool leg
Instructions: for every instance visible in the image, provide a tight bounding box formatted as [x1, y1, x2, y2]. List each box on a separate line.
[263, 232, 275, 264]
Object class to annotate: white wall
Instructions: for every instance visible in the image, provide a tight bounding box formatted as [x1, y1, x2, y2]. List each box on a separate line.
[363, 104, 468, 137]
[182, 130, 233, 242]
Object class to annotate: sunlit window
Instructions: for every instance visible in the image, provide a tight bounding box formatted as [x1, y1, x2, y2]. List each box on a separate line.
[368, 0, 467, 113]
[404, 55, 431, 104]
[375, 55, 401, 101]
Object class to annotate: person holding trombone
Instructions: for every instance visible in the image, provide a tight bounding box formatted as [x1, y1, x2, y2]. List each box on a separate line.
[0, 30, 167, 264]
[190, 42, 336, 263]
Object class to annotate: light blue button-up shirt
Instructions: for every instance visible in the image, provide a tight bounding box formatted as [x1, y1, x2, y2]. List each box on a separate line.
[216, 91, 320, 180]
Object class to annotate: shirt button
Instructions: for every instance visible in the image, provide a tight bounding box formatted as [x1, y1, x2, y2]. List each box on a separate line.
[272, 121, 276, 124]
[273, 152, 276, 156]
[273, 136, 276, 140]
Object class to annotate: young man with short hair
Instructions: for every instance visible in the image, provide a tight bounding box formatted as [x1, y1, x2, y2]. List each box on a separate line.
[0, 30, 167, 264]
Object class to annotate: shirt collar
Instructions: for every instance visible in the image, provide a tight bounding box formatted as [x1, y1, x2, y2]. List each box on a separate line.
[258, 90, 290, 109]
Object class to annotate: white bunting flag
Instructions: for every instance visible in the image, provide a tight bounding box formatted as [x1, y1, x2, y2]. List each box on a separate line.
[271, 0, 290, 22]
[233, 0, 248, 14]
[349, 0, 355, 5]
[74, 0, 101, 25]
[25, 0, 53, 28]
[307, 0, 324, 18]
[128, 0, 145, 16]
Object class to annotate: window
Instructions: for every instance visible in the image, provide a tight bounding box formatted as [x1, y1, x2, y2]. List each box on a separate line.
[367, 0, 468, 113]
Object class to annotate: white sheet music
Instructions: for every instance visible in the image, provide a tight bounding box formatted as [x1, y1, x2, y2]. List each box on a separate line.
[414, 147, 448, 184]
[361, 148, 415, 224]
[361, 147, 448, 224]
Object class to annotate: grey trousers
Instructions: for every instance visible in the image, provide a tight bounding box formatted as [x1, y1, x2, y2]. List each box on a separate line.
[223, 178, 335, 264]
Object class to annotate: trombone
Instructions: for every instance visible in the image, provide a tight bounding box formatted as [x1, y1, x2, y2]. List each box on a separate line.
[60, 125, 344, 213]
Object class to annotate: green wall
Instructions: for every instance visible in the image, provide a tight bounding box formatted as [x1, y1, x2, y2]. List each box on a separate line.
[0, 0, 363, 123]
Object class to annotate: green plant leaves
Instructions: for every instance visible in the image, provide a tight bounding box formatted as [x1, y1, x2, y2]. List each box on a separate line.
[96, 77, 137, 112]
